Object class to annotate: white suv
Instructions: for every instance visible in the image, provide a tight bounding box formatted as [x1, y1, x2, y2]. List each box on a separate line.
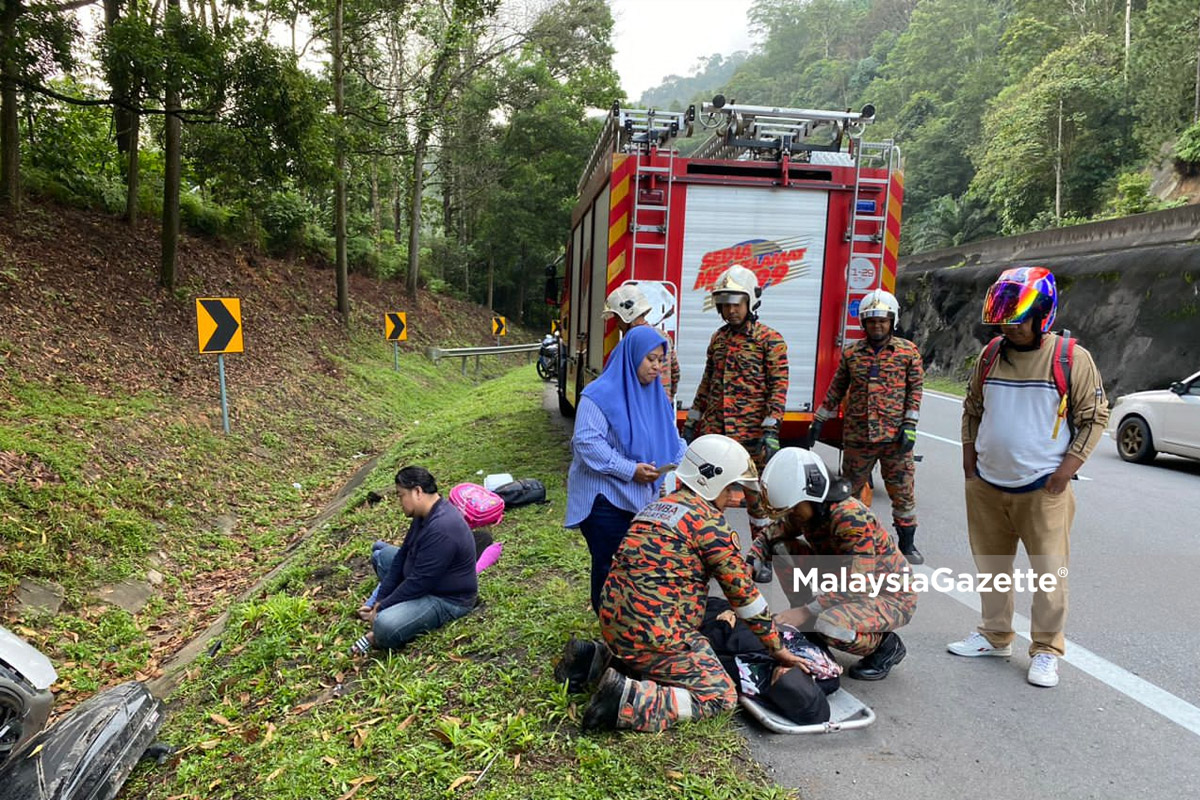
[1109, 370, 1200, 463]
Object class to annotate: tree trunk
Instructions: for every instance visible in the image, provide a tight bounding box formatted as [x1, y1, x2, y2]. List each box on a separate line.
[1054, 97, 1063, 221]
[370, 157, 380, 241]
[125, 109, 140, 224]
[0, 0, 23, 213]
[333, 0, 349, 320]
[486, 255, 494, 310]
[161, 0, 182, 289]
[1123, 0, 1131, 83]
[406, 131, 427, 295]
[392, 170, 403, 244]
[1194, 9, 1200, 123]
[517, 273, 525, 325]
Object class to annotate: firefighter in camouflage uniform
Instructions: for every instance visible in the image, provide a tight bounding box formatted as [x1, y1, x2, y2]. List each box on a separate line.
[684, 265, 788, 582]
[761, 448, 916, 681]
[807, 289, 926, 563]
[569, 435, 807, 733]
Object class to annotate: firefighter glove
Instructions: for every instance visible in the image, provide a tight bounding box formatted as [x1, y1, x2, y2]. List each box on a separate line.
[760, 428, 781, 461]
[898, 422, 917, 454]
[803, 419, 824, 450]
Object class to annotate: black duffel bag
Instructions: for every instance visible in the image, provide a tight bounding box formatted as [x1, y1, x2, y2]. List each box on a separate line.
[494, 478, 547, 509]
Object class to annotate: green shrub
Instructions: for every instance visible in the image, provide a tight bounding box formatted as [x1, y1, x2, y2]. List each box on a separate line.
[260, 190, 311, 253]
[1174, 121, 1200, 175]
[180, 191, 234, 238]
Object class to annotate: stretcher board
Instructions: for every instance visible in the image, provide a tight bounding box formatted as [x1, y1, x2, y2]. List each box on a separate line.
[739, 688, 875, 734]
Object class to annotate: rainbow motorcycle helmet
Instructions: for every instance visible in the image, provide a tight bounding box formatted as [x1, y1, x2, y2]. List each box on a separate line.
[982, 266, 1057, 333]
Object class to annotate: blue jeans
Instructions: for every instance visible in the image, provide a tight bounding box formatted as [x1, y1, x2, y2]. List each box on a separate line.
[368, 542, 474, 649]
[578, 495, 635, 616]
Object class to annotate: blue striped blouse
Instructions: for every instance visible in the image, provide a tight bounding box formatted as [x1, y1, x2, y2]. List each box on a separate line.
[564, 395, 688, 528]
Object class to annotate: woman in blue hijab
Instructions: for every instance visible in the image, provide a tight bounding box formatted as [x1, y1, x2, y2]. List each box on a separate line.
[565, 325, 687, 614]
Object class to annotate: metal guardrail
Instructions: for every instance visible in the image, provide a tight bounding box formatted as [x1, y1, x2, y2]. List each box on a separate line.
[426, 342, 540, 377]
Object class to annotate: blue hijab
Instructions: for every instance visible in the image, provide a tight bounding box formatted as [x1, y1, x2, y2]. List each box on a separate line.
[581, 325, 678, 468]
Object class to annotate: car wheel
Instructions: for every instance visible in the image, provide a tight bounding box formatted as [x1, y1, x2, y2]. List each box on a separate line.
[1116, 416, 1156, 463]
[0, 683, 27, 764]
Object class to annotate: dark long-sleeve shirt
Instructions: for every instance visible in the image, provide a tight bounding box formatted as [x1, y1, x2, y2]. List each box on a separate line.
[376, 498, 478, 610]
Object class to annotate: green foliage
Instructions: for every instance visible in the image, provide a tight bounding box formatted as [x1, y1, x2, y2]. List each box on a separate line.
[970, 34, 1131, 232]
[260, 190, 315, 253]
[637, 52, 749, 109]
[119, 367, 789, 800]
[908, 193, 998, 252]
[1111, 172, 1157, 215]
[1173, 120, 1200, 173]
[180, 190, 235, 237]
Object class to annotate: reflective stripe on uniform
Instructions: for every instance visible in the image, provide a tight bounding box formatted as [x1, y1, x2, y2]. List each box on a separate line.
[735, 594, 768, 619]
[671, 686, 694, 720]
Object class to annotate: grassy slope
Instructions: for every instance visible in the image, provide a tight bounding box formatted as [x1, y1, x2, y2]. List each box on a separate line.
[122, 367, 792, 800]
[1, 201, 794, 799]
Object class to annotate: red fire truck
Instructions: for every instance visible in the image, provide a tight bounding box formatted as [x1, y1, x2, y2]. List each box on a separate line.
[550, 96, 904, 444]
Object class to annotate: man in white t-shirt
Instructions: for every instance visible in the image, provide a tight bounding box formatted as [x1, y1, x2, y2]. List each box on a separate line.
[948, 267, 1108, 689]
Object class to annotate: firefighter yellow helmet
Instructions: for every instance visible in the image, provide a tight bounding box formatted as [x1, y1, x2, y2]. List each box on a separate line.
[711, 265, 761, 309]
[859, 289, 900, 326]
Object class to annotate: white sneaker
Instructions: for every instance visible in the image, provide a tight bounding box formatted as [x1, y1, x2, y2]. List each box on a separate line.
[1027, 653, 1060, 687]
[947, 631, 1013, 657]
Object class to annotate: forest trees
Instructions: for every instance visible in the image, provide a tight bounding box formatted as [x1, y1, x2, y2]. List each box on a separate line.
[0, 0, 619, 322]
[727, 0, 1200, 248]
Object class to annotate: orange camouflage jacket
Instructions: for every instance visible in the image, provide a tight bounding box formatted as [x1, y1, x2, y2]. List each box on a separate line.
[816, 336, 923, 446]
[693, 320, 788, 443]
[599, 487, 781, 655]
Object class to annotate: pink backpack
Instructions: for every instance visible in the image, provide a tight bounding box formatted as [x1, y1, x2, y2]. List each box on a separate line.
[449, 483, 505, 529]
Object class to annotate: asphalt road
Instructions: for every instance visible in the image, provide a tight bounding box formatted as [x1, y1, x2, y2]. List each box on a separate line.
[543, 383, 1200, 798]
[738, 390, 1200, 800]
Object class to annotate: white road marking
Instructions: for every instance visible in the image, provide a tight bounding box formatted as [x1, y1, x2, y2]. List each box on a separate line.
[924, 390, 965, 403]
[931, 570, 1200, 739]
[917, 430, 963, 447]
[915, 431, 1092, 480]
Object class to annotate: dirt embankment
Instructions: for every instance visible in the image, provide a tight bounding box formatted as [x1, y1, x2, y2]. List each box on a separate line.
[0, 200, 518, 404]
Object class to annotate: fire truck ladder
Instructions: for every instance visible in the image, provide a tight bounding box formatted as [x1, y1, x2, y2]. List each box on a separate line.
[839, 138, 900, 346]
[629, 143, 676, 281]
[692, 97, 877, 161]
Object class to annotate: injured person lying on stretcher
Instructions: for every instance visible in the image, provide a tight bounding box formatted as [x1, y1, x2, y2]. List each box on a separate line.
[700, 596, 841, 726]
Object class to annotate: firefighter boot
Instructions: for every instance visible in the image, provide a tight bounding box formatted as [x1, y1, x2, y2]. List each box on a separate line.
[553, 636, 611, 694]
[582, 668, 630, 731]
[896, 523, 924, 565]
[848, 632, 907, 681]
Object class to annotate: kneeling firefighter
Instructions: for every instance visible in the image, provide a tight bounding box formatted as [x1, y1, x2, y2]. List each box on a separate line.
[760, 448, 917, 681]
[557, 435, 807, 732]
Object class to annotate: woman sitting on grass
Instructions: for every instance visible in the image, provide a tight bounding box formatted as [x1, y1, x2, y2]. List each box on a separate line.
[350, 466, 478, 655]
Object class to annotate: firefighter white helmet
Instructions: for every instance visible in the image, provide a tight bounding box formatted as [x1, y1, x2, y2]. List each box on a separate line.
[760, 447, 832, 510]
[676, 434, 759, 501]
[859, 289, 900, 326]
[602, 284, 652, 325]
[711, 265, 761, 308]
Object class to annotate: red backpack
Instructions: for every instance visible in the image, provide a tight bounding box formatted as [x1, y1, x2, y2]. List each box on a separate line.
[979, 331, 1075, 397]
[449, 483, 505, 529]
[980, 331, 1076, 437]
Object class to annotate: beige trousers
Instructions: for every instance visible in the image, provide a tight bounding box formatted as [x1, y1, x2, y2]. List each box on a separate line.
[964, 478, 1074, 657]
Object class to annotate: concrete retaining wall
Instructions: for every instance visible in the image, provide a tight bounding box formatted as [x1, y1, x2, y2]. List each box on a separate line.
[898, 208, 1200, 397]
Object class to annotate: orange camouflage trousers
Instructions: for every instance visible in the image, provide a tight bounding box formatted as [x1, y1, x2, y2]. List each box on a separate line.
[613, 634, 738, 732]
[809, 595, 914, 656]
[841, 441, 916, 525]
